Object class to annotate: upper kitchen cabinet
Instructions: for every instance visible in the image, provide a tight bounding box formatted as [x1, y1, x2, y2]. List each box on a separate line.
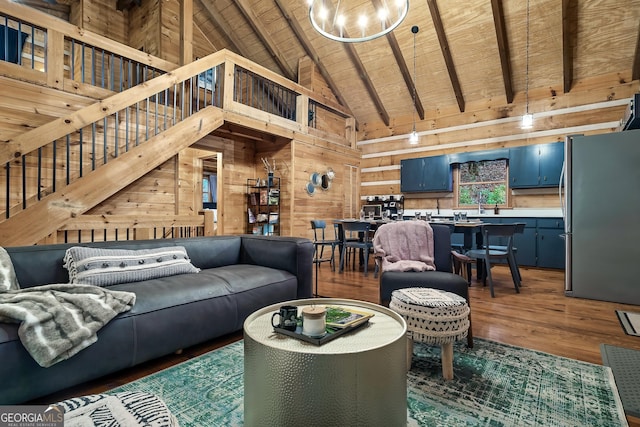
[400, 157, 424, 192]
[401, 156, 452, 192]
[509, 142, 564, 188]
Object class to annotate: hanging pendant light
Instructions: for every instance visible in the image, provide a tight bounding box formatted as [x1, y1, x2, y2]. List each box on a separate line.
[521, 0, 533, 129]
[409, 25, 419, 144]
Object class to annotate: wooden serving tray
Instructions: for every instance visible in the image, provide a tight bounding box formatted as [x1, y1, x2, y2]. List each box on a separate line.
[274, 319, 371, 346]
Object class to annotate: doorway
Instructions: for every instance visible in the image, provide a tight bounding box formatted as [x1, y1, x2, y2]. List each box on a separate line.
[201, 152, 223, 235]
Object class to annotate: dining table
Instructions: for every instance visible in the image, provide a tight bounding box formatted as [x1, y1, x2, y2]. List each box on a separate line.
[427, 219, 485, 251]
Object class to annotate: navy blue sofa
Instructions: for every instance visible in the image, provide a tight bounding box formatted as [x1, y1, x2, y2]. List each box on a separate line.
[0, 235, 313, 404]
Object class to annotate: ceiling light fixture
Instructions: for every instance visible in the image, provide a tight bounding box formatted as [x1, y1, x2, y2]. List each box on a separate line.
[409, 25, 419, 145]
[521, 0, 533, 129]
[308, 0, 410, 43]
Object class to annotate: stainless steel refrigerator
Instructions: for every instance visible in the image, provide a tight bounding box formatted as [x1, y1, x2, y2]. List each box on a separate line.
[563, 129, 640, 304]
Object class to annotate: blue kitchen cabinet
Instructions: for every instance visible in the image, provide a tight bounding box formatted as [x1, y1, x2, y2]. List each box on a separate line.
[511, 218, 537, 267]
[536, 218, 565, 269]
[509, 145, 539, 187]
[400, 158, 424, 192]
[422, 156, 452, 191]
[509, 142, 564, 188]
[401, 156, 452, 192]
[539, 142, 564, 187]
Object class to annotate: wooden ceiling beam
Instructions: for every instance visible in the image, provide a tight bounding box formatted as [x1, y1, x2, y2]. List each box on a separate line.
[233, 0, 297, 81]
[273, 0, 354, 116]
[195, 0, 246, 57]
[562, 0, 577, 93]
[427, 0, 465, 113]
[371, 0, 425, 120]
[491, 0, 514, 104]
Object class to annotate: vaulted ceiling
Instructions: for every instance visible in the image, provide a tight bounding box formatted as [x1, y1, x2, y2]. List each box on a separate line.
[192, 0, 640, 136]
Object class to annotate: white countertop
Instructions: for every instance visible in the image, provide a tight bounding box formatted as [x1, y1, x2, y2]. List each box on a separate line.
[404, 208, 564, 218]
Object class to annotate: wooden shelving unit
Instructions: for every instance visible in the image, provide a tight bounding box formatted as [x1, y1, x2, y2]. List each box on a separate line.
[247, 177, 280, 236]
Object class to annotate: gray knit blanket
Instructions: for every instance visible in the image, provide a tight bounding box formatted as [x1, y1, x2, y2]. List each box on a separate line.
[0, 284, 136, 367]
[373, 221, 436, 272]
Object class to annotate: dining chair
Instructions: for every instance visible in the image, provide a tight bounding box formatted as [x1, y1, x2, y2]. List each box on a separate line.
[310, 220, 339, 271]
[339, 221, 374, 276]
[465, 223, 520, 297]
[484, 222, 526, 282]
[451, 250, 476, 285]
[445, 223, 466, 253]
[335, 221, 362, 270]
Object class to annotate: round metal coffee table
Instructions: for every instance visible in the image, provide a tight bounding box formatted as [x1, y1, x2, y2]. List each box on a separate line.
[243, 298, 407, 427]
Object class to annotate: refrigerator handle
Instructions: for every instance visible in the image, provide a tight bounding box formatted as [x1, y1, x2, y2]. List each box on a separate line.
[559, 160, 565, 229]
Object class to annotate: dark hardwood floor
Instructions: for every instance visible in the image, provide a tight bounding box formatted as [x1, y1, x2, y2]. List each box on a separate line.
[34, 262, 640, 425]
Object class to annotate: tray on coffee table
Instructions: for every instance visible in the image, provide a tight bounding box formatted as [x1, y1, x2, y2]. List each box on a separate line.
[274, 319, 371, 346]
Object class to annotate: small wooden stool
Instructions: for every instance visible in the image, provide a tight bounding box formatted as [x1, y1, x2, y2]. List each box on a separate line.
[390, 287, 470, 380]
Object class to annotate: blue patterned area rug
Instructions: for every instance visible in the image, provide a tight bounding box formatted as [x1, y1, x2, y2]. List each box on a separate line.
[110, 338, 627, 426]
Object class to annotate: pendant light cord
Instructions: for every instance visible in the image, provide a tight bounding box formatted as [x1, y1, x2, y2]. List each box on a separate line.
[525, 0, 530, 115]
[412, 26, 419, 133]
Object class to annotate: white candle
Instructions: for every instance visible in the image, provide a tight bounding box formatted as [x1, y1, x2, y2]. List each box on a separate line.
[302, 306, 326, 337]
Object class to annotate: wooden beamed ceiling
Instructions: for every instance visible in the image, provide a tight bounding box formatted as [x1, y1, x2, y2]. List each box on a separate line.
[192, 0, 640, 134]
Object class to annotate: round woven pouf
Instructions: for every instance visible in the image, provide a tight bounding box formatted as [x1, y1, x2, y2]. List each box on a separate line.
[390, 287, 470, 380]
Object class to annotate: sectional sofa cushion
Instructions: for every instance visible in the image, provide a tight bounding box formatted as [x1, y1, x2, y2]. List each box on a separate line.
[63, 246, 200, 287]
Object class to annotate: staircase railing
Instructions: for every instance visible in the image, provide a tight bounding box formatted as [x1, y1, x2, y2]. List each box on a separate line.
[1, 51, 227, 227]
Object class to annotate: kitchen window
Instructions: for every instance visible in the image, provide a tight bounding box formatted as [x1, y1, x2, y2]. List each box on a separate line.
[456, 160, 507, 207]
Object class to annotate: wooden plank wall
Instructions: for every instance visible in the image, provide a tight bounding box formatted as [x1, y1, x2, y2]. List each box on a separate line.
[291, 139, 360, 241]
[0, 78, 95, 143]
[359, 72, 640, 213]
[298, 56, 338, 104]
[128, 0, 161, 55]
[86, 158, 178, 217]
[71, 0, 129, 46]
[159, 0, 182, 65]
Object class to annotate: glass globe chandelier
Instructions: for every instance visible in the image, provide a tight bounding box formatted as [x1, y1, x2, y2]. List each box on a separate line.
[308, 0, 410, 43]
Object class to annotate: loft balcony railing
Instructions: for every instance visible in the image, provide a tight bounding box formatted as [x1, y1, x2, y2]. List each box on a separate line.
[234, 66, 297, 121]
[66, 37, 165, 92]
[0, 12, 170, 94]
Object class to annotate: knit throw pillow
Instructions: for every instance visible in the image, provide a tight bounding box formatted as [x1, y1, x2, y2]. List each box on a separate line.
[63, 246, 200, 287]
[0, 247, 19, 292]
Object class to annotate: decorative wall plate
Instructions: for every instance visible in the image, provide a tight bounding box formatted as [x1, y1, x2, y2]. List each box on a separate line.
[305, 182, 316, 196]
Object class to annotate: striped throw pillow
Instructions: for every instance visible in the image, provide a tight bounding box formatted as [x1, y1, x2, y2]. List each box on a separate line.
[63, 246, 200, 287]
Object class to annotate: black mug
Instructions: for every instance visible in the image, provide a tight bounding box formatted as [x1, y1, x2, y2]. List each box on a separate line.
[271, 305, 298, 331]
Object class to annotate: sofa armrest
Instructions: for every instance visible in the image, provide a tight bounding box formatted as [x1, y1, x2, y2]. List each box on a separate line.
[239, 235, 314, 299]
